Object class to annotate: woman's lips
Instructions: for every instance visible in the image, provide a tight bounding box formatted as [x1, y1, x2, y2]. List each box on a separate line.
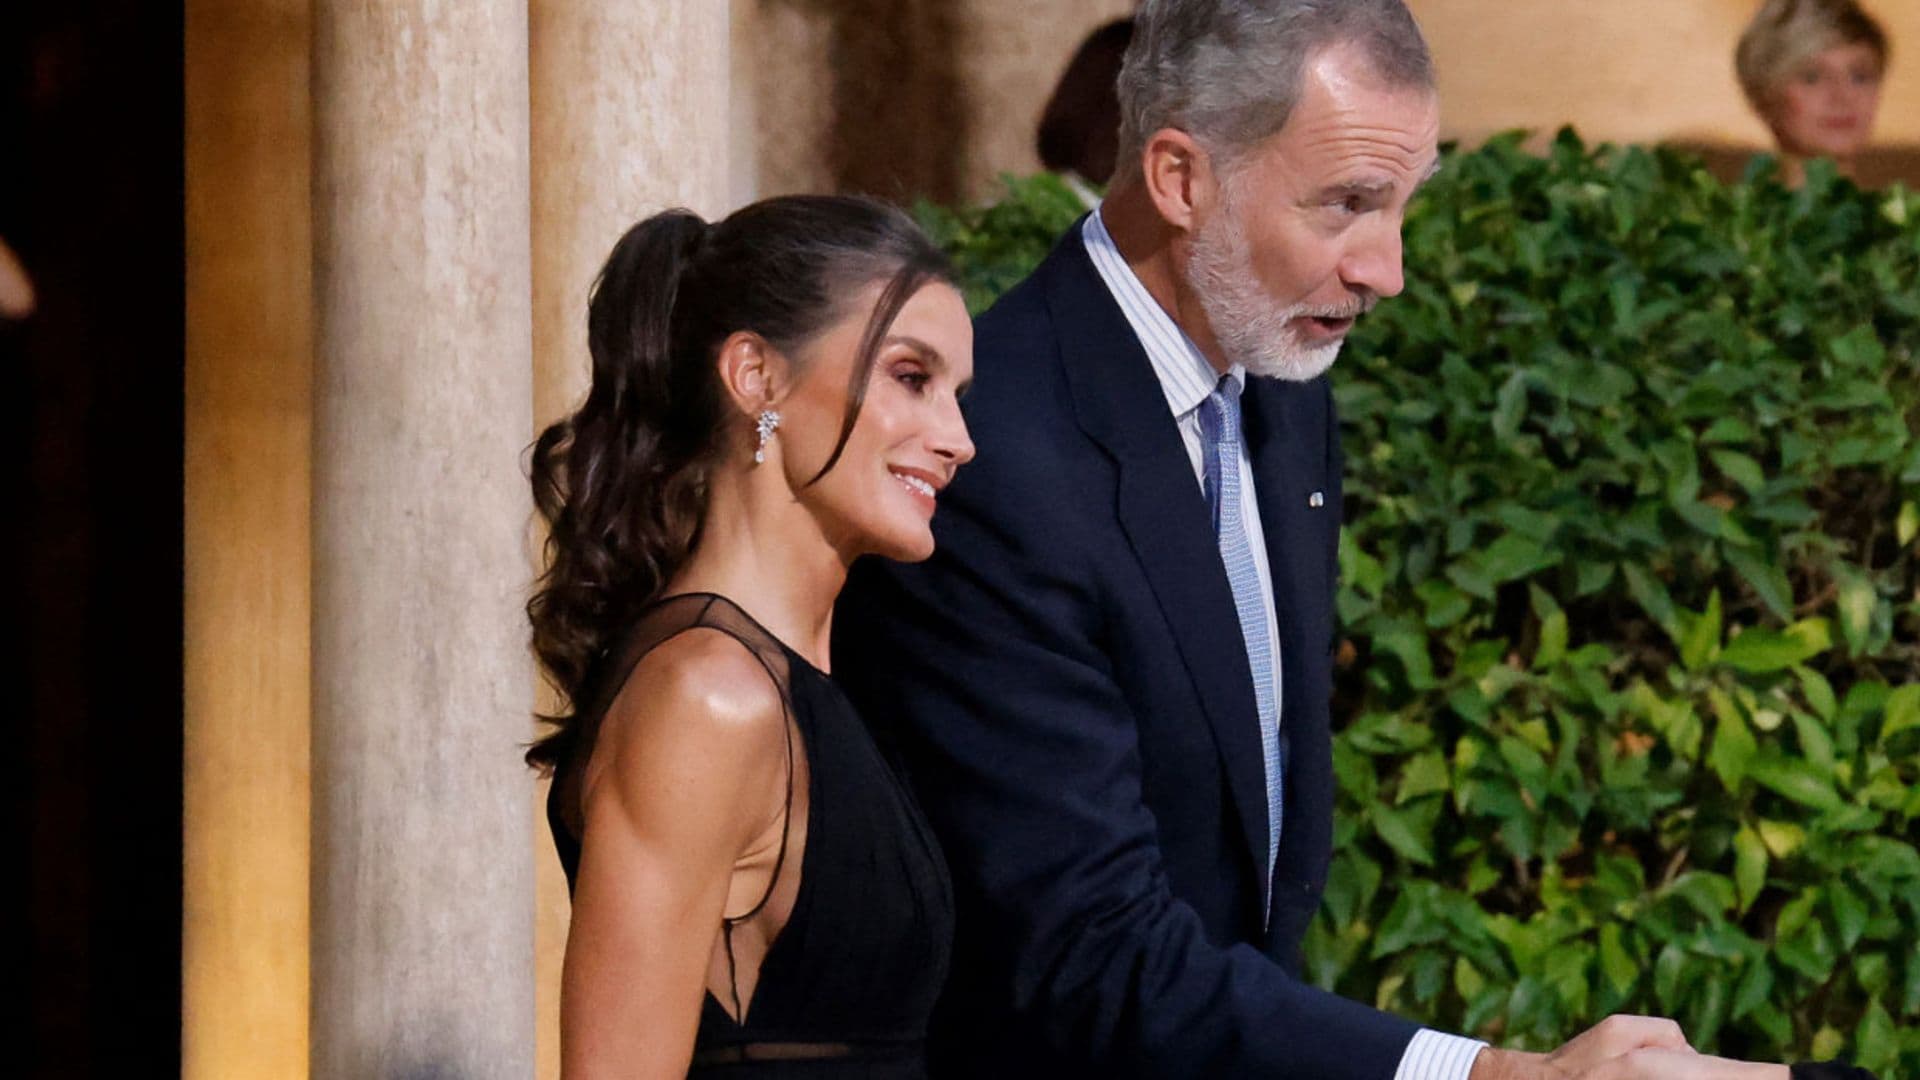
[889, 466, 940, 512]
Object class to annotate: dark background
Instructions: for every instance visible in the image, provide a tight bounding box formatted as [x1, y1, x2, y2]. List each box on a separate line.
[11, 1, 186, 1074]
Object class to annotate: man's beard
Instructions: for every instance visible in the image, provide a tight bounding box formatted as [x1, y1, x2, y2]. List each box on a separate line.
[1186, 199, 1365, 382]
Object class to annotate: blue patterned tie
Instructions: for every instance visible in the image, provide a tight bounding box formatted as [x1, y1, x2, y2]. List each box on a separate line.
[1197, 376, 1287, 900]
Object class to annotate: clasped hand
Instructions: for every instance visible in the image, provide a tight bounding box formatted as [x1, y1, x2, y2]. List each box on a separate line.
[1471, 1015, 1791, 1080]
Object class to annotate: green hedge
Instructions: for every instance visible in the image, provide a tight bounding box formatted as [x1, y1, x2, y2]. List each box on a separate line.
[919, 131, 1920, 1073]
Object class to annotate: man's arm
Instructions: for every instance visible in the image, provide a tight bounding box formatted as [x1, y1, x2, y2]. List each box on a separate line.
[837, 438, 1421, 1079]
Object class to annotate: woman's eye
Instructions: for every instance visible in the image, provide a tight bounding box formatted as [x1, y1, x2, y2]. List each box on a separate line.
[895, 369, 930, 392]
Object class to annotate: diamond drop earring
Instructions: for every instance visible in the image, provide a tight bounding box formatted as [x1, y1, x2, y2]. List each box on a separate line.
[753, 409, 782, 464]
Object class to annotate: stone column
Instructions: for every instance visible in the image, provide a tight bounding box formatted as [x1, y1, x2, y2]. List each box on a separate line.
[527, 5, 731, 1076]
[309, 3, 534, 1077]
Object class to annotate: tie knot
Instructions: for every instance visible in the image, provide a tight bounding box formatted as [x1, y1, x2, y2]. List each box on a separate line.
[1198, 374, 1243, 448]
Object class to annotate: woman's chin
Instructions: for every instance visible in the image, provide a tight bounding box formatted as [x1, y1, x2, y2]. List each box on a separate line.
[864, 528, 937, 565]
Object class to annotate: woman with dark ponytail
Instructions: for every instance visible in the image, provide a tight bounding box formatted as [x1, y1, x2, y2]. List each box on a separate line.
[528, 195, 974, 1077]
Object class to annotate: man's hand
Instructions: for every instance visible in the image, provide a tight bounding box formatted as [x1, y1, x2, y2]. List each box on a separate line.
[1470, 1015, 1688, 1079]
[1469, 1015, 1793, 1080]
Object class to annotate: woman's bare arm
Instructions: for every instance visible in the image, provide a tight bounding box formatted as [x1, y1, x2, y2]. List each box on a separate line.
[560, 630, 791, 1079]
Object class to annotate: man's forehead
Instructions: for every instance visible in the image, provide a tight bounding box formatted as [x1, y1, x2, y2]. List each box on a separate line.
[1279, 72, 1439, 159]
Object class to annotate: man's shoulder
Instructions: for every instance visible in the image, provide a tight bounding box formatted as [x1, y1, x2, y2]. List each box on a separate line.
[962, 235, 1088, 424]
[971, 232, 1083, 362]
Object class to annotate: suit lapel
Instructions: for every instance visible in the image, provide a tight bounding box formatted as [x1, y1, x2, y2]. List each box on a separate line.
[1037, 227, 1271, 894]
[1242, 377, 1316, 725]
[1243, 376, 1337, 927]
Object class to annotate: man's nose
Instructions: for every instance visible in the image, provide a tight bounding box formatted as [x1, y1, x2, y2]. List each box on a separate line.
[1341, 219, 1406, 300]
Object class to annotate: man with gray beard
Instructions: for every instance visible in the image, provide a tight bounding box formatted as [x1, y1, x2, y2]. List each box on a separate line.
[836, 3, 1790, 1078]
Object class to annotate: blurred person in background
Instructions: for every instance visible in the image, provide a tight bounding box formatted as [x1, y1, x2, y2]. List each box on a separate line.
[1737, 0, 1889, 186]
[1035, 18, 1133, 205]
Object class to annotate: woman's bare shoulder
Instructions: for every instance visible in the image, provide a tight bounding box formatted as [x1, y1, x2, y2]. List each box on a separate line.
[583, 627, 788, 810]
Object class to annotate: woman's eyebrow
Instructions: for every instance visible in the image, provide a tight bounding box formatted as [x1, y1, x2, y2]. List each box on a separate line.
[885, 334, 945, 368]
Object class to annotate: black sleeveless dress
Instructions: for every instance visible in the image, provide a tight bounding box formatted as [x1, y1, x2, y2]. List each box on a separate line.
[546, 593, 953, 1077]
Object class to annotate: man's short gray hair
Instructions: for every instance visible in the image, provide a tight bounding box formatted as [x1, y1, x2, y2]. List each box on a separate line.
[1114, 0, 1435, 180]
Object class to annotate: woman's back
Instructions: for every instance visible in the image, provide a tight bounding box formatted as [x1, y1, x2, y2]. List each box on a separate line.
[548, 593, 953, 1076]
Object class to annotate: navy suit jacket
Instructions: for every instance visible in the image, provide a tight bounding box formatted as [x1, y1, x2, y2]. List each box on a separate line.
[834, 223, 1420, 1077]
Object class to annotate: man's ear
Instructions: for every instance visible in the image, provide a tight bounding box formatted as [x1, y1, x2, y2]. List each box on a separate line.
[1139, 127, 1218, 234]
[715, 330, 788, 418]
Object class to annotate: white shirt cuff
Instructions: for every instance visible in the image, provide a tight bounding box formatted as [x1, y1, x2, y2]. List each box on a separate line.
[1391, 1029, 1488, 1080]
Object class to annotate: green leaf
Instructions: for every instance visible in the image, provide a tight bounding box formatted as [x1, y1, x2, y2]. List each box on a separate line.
[1368, 617, 1437, 691]
[1719, 619, 1832, 673]
[1664, 871, 1737, 919]
[1700, 417, 1758, 444]
[1731, 956, 1773, 1020]
[1372, 802, 1437, 866]
[1326, 855, 1383, 934]
[1747, 754, 1844, 811]
[1479, 531, 1560, 584]
[1833, 564, 1876, 656]
[1339, 533, 1387, 597]
[1856, 1000, 1897, 1075]
[1416, 577, 1471, 629]
[1827, 878, 1869, 952]
[1498, 736, 1551, 800]
[1574, 559, 1617, 597]
[1396, 751, 1451, 804]
[1530, 584, 1567, 669]
[1898, 500, 1918, 547]
[1708, 449, 1766, 494]
[1793, 711, 1838, 779]
[1795, 665, 1837, 720]
[1723, 545, 1796, 623]
[1733, 825, 1768, 914]
[1707, 688, 1757, 789]
[1454, 956, 1487, 1002]
[1492, 369, 1530, 441]
[1829, 323, 1887, 368]
[1599, 922, 1639, 995]
[1679, 589, 1722, 671]
[1373, 883, 1447, 956]
[1622, 563, 1681, 643]
[1880, 684, 1920, 748]
[1756, 819, 1806, 859]
[1654, 941, 1688, 1010]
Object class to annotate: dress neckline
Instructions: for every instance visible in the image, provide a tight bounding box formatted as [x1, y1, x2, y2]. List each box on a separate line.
[647, 591, 829, 677]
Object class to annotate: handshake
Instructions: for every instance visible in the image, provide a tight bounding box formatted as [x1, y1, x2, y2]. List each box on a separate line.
[1472, 1016, 1866, 1080]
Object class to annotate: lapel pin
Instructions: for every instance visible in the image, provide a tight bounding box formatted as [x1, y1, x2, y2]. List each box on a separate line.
[1308, 491, 1325, 509]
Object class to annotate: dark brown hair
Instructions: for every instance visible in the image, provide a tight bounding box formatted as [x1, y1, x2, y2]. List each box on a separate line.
[525, 195, 951, 770]
[1037, 19, 1134, 184]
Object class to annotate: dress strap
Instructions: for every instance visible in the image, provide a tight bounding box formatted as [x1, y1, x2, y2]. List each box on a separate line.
[717, 675, 797, 1020]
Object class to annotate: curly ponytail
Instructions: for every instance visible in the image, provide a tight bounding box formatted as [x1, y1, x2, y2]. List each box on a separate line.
[526, 196, 952, 770]
[525, 211, 717, 770]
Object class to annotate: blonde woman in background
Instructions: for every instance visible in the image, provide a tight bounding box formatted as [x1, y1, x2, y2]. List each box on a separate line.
[1737, 0, 1889, 186]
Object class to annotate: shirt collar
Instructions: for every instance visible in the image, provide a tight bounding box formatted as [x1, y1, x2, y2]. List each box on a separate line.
[1081, 206, 1245, 421]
